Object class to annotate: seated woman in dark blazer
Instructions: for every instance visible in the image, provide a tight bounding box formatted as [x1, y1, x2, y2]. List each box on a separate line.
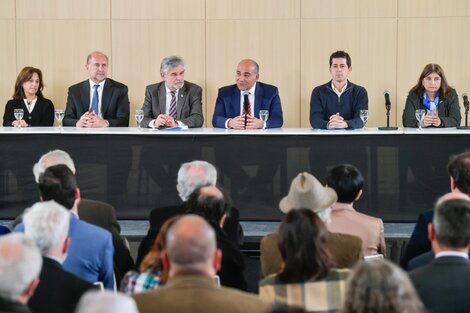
[402, 63, 461, 128]
[3, 66, 54, 127]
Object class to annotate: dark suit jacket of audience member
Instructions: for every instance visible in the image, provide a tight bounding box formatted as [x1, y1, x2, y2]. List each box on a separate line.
[63, 78, 130, 127]
[78, 199, 135, 285]
[400, 210, 433, 268]
[260, 231, 363, 277]
[140, 81, 204, 128]
[28, 257, 95, 313]
[0, 297, 32, 313]
[3, 98, 54, 126]
[410, 256, 470, 313]
[407, 250, 470, 271]
[136, 203, 244, 267]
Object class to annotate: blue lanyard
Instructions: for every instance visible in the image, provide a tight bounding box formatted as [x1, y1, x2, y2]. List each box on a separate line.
[423, 92, 440, 112]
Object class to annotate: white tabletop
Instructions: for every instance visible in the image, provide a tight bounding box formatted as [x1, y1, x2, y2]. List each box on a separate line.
[0, 126, 468, 136]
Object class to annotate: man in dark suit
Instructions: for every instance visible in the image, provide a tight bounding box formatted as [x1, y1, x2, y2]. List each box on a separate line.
[133, 215, 271, 313]
[23, 201, 95, 313]
[16, 165, 115, 289]
[64, 51, 129, 127]
[212, 59, 283, 129]
[409, 198, 470, 313]
[0, 233, 41, 313]
[141, 55, 203, 128]
[136, 160, 243, 267]
[30, 149, 134, 285]
[401, 151, 470, 268]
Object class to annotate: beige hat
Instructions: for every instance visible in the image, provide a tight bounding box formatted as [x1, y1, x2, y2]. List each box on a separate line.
[279, 172, 337, 214]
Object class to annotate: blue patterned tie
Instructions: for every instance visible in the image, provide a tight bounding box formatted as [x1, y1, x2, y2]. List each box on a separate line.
[91, 84, 99, 114]
[169, 91, 177, 119]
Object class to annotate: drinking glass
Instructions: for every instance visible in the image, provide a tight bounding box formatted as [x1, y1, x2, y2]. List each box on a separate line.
[55, 109, 65, 128]
[135, 109, 144, 129]
[359, 109, 369, 130]
[259, 110, 269, 127]
[415, 109, 425, 130]
[14, 109, 24, 127]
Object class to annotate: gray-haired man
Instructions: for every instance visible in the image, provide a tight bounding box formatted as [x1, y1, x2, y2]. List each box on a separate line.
[141, 55, 203, 128]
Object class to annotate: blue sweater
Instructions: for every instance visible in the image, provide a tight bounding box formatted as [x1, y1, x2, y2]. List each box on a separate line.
[310, 80, 368, 129]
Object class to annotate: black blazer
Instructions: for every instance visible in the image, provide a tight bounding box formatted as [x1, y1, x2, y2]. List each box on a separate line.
[3, 98, 54, 126]
[28, 257, 95, 313]
[136, 203, 244, 267]
[78, 199, 135, 285]
[410, 256, 470, 313]
[64, 79, 130, 127]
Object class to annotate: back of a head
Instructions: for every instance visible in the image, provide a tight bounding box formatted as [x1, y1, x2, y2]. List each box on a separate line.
[177, 160, 217, 202]
[0, 233, 42, 301]
[186, 185, 230, 225]
[75, 290, 138, 313]
[33, 150, 76, 183]
[23, 201, 70, 256]
[433, 198, 470, 248]
[165, 215, 216, 273]
[326, 164, 364, 203]
[447, 152, 470, 195]
[278, 208, 332, 283]
[341, 260, 424, 313]
[38, 164, 77, 210]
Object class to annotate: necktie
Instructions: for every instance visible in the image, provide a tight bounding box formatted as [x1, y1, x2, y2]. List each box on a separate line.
[244, 93, 251, 116]
[169, 91, 177, 119]
[91, 84, 99, 114]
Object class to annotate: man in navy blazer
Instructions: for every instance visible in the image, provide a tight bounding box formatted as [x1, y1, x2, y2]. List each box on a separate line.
[409, 198, 470, 313]
[212, 59, 283, 129]
[15, 165, 115, 289]
[64, 51, 129, 127]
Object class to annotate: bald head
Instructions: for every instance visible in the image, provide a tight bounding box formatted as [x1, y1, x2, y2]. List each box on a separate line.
[236, 59, 259, 91]
[165, 215, 217, 275]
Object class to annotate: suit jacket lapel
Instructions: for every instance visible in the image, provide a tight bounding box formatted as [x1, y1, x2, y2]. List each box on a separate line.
[176, 84, 187, 120]
[254, 82, 263, 118]
[80, 81, 90, 114]
[101, 80, 112, 116]
[232, 86, 241, 116]
[158, 83, 167, 114]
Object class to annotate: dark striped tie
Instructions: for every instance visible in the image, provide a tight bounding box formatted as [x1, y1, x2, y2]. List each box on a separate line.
[169, 91, 177, 119]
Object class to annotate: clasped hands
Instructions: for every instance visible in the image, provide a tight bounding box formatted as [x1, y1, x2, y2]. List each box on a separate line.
[12, 120, 29, 128]
[327, 113, 348, 129]
[77, 112, 108, 128]
[228, 114, 264, 130]
[422, 111, 441, 127]
[154, 114, 177, 128]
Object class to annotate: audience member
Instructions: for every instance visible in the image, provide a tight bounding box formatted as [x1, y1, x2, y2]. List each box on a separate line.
[402, 63, 461, 128]
[260, 172, 362, 277]
[141, 55, 203, 128]
[15, 165, 115, 289]
[310, 50, 368, 129]
[132, 215, 271, 313]
[137, 160, 243, 266]
[23, 201, 95, 313]
[259, 209, 350, 312]
[75, 290, 139, 313]
[326, 164, 386, 256]
[30, 149, 134, 284]
[186, 186, 247, 290]
[121, 215, 181, 294]
[64, 51, 129, 127]
[3, 66, 54, 127]
[0, 233, 42, 313]
[340, 260, 424, 313]
[409, 198, 470, 313]
[401, 151, 470, 268]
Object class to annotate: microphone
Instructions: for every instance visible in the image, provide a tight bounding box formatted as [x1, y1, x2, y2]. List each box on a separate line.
[463, 92, 469, 111]
[384, 90, 391, 111]
[243, 91, 250, 129]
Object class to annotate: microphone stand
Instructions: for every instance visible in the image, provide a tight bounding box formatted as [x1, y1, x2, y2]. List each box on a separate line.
[378, 106, 398, 130]
[457, 105, 470, 129]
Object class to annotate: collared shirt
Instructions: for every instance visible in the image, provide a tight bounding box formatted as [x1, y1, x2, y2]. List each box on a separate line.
[331, 81, 348, 98]
[435, 251, 469, 259]
[88, 79, 105, 115]
[225, 82, 257, 129]
[24, 98, 37, 113]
